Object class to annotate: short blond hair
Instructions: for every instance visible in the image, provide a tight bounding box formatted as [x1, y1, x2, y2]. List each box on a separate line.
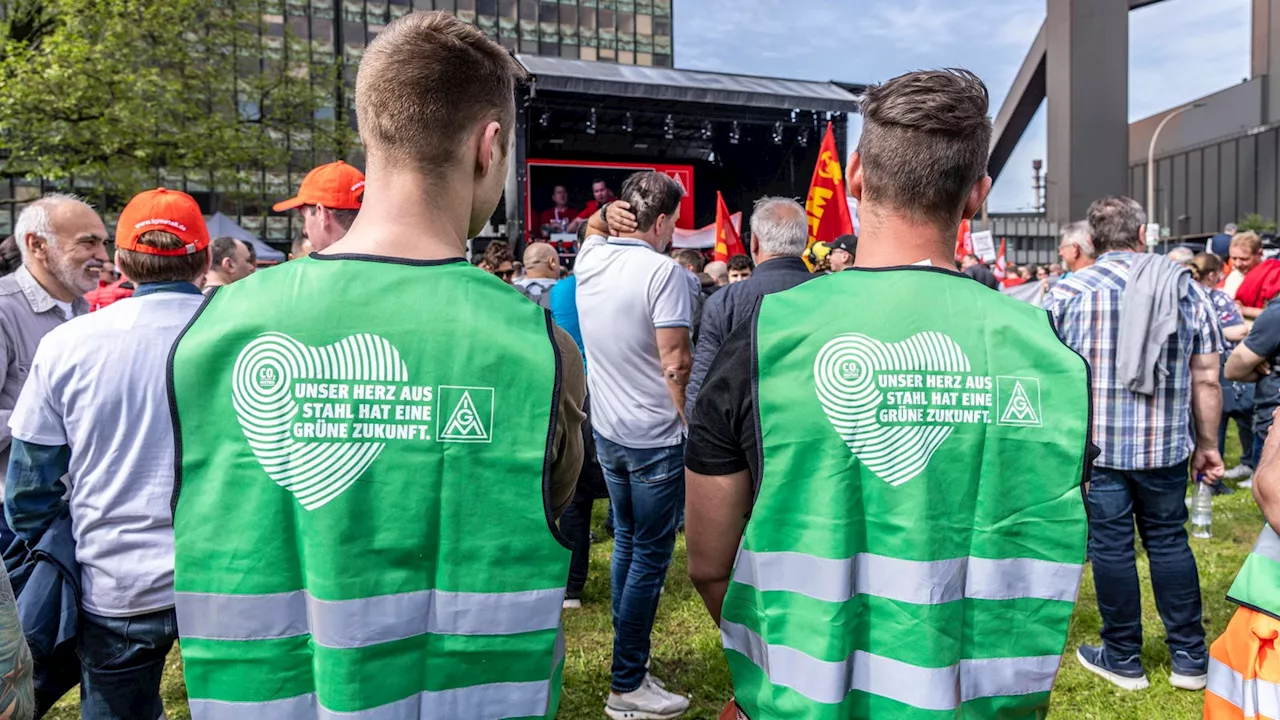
[1231, 231, 1262, 255]
[355, 11, 526, 176]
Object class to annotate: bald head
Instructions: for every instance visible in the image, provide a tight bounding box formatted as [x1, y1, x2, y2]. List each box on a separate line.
[523, 242, 560, 279]
[705, 260, 729, 287]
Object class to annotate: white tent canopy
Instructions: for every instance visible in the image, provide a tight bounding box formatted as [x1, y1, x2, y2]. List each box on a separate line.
[205, 212, 287, 263]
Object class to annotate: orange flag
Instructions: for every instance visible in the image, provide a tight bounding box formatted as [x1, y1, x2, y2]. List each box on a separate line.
[714, 191, 745, 262]
[804, 122, 855, 267]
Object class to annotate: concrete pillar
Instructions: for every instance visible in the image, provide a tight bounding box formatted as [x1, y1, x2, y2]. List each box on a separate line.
[1254, 0, 1280, 123]
[1045, 0, 1130, 224]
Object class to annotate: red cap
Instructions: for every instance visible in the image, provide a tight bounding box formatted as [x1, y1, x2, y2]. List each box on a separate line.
[272, 161, 365, 212]
[116, 188, 210, 256]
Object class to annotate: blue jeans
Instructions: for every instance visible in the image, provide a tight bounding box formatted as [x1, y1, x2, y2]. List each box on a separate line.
[1086, 461, 1206, 660]
[78, 608, 177, 720]
[595, 433, 684, 693]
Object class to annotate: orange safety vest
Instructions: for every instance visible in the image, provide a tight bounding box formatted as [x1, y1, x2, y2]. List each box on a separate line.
[1207, 525, 1280, 719]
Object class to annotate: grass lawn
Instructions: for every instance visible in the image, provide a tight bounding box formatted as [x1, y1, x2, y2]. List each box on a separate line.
[47, 436, 1260, 719]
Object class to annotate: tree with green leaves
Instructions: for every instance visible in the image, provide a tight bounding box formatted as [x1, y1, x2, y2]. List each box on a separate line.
[1236, 213, 1278, 236]
[0, 0, 352, 199]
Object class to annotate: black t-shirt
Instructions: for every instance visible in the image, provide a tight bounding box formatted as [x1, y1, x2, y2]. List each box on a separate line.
[686, 307, 760, 485]
[1245, 302, 1280, 433]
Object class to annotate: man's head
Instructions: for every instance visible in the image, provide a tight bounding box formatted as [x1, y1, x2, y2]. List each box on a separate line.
[208, 236, 256, 285]
[824, 234, 858, 272]
[523, 242, 560, 279]
[749, 197, 808, 264]
[1231, 231, 1264, 274]
[675, 249, 705, 274]
[551, 185, 569, 209]
[274, 161, 364, 251]
[727, 255, 753, 283]
[704, 260, 729, 287]
[1058, 220, 1096, 271]
[13, 193, 109, 298]
[356, 11, 525, 239]
[1087, 196, 1147, 254]
[592, 179, 615, 205]
[1049, 263, 1064, 277]
[618, 171, 684, 252]
[1166, 246, 1196, 266]
[850, 69, 992, 232]
[960, 253, 980, 270]
[114, 188, 211, 285]
[1225, 222, 1239, 235]
[96, 260, 118, 284]
[480, 240, 516, 283]
[1035, 265, 1050, 280]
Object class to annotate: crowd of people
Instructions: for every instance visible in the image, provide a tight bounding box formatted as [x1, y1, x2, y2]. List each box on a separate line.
[0, 8, 1276, 720]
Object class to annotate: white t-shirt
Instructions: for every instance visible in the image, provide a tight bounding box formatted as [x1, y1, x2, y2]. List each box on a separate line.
[10, 292, 204, 617]
[1225, 269, 1246, 300]
[575, 236, 693, 449]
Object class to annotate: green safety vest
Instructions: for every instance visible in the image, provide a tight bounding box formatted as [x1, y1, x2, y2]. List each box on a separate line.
[723, 268, 1091, 720]
[1228, 525, 1280, 618]
[168, 256, 570, 720]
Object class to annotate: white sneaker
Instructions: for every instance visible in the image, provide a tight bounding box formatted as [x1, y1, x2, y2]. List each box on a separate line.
[1225, 465, 1254, 480]
[605, 675, 690, 720]
[562, 597, 582, 609]
[1240, 478, 1254, 489]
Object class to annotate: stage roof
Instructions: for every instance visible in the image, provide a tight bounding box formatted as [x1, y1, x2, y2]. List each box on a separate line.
[517, 55, 863, 114]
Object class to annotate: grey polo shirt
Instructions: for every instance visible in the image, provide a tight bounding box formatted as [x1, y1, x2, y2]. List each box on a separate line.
[0, 266, 87, 494]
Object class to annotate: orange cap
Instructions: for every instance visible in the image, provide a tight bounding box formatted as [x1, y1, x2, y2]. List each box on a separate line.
[272, 161, 365, 212]
[116, 188, 210, 256]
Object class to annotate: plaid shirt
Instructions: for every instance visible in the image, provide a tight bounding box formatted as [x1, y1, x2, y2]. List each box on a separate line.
[1045, 252, 1221, 470]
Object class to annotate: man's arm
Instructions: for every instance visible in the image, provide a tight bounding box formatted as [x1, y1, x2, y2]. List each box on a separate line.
[1254, 409, 1280, 528]
[585, 201, 638, 238]
[1241, 303, 1266, 321]
[686, 468, 752, 625]
[546, 328, 586, 520]
[656, 327, 692, 426]
[0, 567, 32, 720]
[1190, 352, 1225, 482]
[1226, 343, 1270, 382]
[0, 332, 12, 456]
[1224, 324, 1249, 344]
[4, 440, 69, 545]
[685, 293, 727, 420]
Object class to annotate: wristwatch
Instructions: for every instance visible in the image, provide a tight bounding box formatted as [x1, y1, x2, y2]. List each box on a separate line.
[598, 202, 611, 223]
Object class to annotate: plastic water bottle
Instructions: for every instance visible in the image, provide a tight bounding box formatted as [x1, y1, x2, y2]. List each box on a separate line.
[1191, 478, 1213, 539]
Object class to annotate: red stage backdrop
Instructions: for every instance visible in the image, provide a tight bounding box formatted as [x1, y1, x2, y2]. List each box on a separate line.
[526, 159, 696, 235]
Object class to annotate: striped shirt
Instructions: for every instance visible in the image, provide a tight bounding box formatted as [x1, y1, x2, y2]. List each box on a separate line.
[1045, 252, 1221, 470]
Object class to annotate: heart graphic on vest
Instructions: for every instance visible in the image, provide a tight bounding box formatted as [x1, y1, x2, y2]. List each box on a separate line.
[232, 331, 408, 510]
[813, 331, 972, 486]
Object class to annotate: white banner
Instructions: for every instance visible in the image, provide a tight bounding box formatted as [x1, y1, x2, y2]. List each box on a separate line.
[971, 230, 996, 263]
[672, 212, 741, 250]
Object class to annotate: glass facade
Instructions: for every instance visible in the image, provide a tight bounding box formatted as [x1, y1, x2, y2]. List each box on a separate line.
[1, 0, 674, 241]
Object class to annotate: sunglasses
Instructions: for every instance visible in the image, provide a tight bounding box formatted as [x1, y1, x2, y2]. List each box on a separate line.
[494, 269, 515, 279]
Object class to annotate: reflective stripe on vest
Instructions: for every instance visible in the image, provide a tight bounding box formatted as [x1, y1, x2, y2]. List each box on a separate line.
[732, 549, 1083, 605]
[176, 587, 564, 646]
[722, 621, 1060, 710]
[1208, 658, 1280, 719]
[188, 630, 567, 720]
[1254, 527, 1280, 563]
[1228, 525, 1280, 619]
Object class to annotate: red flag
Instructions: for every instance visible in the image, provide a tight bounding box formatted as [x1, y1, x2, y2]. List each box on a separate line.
[714, 191, 745, 262]
[993, 238, 1008, 284]
[954, 219, 974, 265]
[804, 123, 855, 267]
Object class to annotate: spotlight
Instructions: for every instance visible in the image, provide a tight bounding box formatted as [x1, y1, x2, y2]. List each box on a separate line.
[664, 114, 674, 140]
[623, 112, 634, 134]
[729, 121, 740, 145]
[539, 110, 550, 128]
[586, 107, 597, 135]
[772, 121, 783, 145]
[701, 120, 713, 140]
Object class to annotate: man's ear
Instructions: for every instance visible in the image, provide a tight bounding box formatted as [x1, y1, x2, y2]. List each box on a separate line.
[962, 175, 993, 221]
[477, 121, 503, 178]
[848, 152, 865, 202]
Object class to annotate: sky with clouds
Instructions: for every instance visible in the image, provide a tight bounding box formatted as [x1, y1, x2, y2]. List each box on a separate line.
[673, 0, 1252, 212]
